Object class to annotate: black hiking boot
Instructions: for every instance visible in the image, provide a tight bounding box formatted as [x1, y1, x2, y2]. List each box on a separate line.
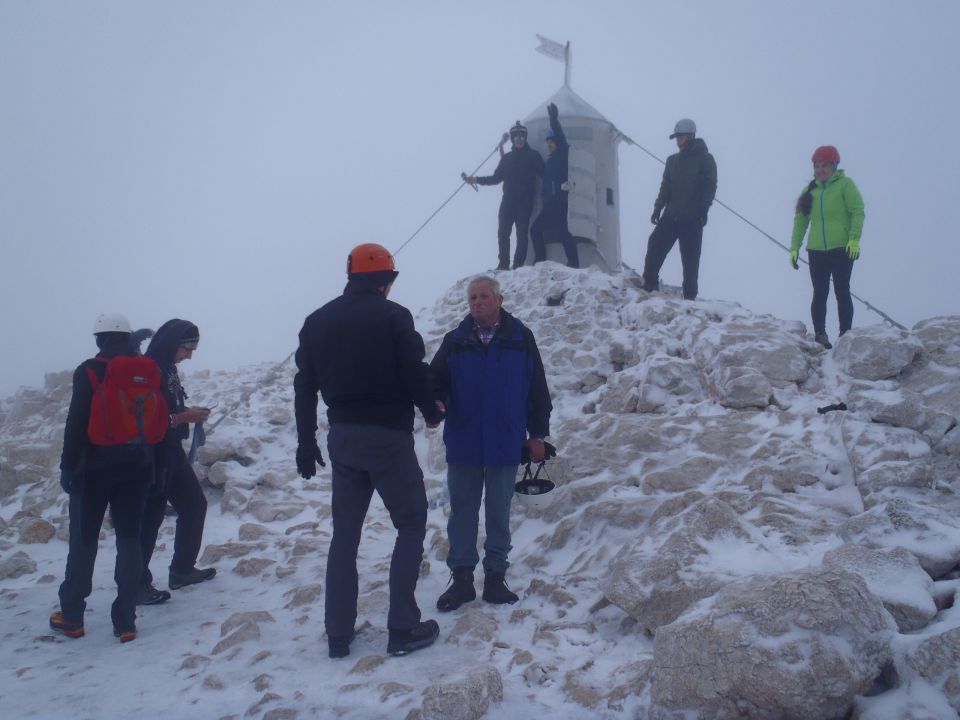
[328, 631, 355, 659]
[169, 566, 217, 590]
[814, 332, 833, 349]
[436, 568, 476, 612]
[136, 581, 171, 606]
[387, 619, 440, 656]
[482, 571, 519, 605]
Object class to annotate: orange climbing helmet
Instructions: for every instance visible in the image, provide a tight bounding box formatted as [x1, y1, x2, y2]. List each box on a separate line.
[347, 243, 397, 277]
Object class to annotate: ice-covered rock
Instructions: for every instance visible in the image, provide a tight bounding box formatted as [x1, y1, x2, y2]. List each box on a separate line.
[834, 325, 923, 380]
[421, 665, 503, 720]
[649, 569, 896, 720]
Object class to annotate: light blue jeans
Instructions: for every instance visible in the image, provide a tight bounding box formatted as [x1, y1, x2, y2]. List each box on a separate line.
[446, 463, 518, 574]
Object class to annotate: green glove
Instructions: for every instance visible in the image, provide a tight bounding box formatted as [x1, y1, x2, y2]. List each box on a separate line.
[846, 239, 860, 260]
[789, 249, 799, 269]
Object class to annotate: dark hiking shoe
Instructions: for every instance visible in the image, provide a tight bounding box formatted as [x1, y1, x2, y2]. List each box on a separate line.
[136, 582, 171, 605]
[328, 632, 355, 659]
[169, 566, 217, 590]
[49, 611, 85, 638]
[482, 571, 519, 605]
[387, 619, 439, 656]
[113, 625, 137, 643]
[814, 332, 833, 349]
[437, 568, 476, 612]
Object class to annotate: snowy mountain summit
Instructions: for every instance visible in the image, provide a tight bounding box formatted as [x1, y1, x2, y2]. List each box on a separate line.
[1, 263, 959, 719]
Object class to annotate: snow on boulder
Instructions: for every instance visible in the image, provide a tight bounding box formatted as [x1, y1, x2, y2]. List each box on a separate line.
[834, 325, 923, 381]
[901, 626, 960, 714]
[692, 319, 811, 386]
[0, 550, 36, 579]
[848, 385, 955, 445]
[911, 316, 960, 368]
[649, 569, 896, 720]
[822, 543, 937, 631]
[706, 365, 773, 409]
[838, 496, 960, 578]
[603, 496, 781, 632]
[421, 665, 503, 720]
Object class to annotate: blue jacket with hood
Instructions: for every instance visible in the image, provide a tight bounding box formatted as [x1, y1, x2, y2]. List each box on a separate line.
[430, 309, 551, 466]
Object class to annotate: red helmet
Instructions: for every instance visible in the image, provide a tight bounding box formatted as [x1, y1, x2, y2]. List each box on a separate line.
[812, 145, 840, 164]
[347, 243, 396, 276]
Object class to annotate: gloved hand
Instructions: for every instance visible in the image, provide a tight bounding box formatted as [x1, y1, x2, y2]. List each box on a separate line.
[59, 469, 82, 494]
[846, 239, 860, 260]
[500, 132, 509, 144]
[547, 102, 558, 121]
[789, 249, 799, 269]
[296, 442, 326, 479]
[650, 209, 661, 225]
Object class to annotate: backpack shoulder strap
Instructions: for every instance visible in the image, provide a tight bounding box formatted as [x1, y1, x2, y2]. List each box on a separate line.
[85, 355, 109, 388]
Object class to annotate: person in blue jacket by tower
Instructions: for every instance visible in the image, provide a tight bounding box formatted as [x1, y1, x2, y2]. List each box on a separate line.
[530, 102, 579, 268]
[430, 275, 552, 611]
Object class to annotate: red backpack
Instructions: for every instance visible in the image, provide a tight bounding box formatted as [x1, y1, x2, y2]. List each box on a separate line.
[86, 355, 169, 445]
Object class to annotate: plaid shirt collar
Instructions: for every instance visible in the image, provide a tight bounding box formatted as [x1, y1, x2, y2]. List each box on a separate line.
[474, 319, 500, 346]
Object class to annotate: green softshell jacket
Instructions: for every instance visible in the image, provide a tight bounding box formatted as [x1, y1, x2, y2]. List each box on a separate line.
[791, 170, 865, 253]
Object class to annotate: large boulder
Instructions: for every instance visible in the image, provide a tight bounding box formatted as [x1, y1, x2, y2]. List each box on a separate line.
[649, 569, 896, 720]
[421, 665, 503, 720]
[603, 496, 771, 631]
[834, 326, 923, 381]
[822, 543, 936, 631]
[837, 496, 960, 578]
[901, 627, 960, 714]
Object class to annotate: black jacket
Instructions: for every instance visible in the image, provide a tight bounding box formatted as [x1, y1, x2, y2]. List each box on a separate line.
[654, 137, 718, 222]
[294, 278, 442, 441]
[146, 319, 198, 449]
[60, 337, 154, 472]
[477, 144, 544, 206]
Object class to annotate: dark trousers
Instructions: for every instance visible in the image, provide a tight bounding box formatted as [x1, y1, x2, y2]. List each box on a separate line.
[58, 462, 151, 630]
[325, 423, 427, 637]
[642, 215, 704, 300]
[531, 198, 579, 268]
[808, 247, 854, 335]
[497, 199, 533, 269]
[140, 447, 207, 584]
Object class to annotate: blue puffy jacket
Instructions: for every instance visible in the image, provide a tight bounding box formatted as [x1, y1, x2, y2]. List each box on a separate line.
[430, 309, 551, 466]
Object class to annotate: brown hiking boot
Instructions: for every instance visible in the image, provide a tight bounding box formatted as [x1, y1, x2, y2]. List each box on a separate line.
[49, 611, 85, 639]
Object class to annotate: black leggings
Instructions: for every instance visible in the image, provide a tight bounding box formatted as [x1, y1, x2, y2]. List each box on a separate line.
[808, 248, 854, 335]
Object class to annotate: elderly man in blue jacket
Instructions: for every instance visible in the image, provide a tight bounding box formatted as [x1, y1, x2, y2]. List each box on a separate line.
[430, 275, 552, 610]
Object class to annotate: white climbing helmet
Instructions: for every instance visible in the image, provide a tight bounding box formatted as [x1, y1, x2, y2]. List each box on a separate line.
[93, 313, 132, 335]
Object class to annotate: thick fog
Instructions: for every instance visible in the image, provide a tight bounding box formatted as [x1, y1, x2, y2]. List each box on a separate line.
[2, 0, 957, 396]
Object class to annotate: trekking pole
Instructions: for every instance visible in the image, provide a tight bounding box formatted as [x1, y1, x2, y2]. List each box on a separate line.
[392, 141, 502, 257]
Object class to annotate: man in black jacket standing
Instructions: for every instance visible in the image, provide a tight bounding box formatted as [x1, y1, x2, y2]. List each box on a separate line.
[643, 118, 718, 300]
[294, 243, 444, 659]
[466, 121, 544, 270]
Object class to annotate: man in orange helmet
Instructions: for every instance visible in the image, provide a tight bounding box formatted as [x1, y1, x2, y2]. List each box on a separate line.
[294, 243, 445, 659]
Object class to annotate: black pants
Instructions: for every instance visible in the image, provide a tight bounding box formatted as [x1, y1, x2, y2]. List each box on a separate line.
[642, 215, 704, 300]
[497, 199, 534, 269]
[325, 423, 427, 637]
[58, 462, 151, 630]
[808, 247, 854, 335]
[531, 197, 579, 268]
[140, 447, 207, 584]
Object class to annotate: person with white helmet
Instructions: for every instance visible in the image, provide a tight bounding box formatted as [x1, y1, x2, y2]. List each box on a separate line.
[50, 313, 165, 643]
[465, 121, 545, 270]
[642, 118, 718, 300]
[790, 145, 865, 349]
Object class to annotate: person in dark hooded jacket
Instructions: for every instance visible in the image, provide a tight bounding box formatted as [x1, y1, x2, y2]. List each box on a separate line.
[642, 118, 718, 300]
[466, 121, 544, 270]
[530, 102, 579, 268]
[50, 313, 158, 642]
[137, 319, 216, 604]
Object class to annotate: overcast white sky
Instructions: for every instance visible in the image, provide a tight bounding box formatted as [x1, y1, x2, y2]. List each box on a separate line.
[2, 0, 958, 397]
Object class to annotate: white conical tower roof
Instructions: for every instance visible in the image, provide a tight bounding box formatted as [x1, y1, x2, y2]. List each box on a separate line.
[523, 85, 633, 143]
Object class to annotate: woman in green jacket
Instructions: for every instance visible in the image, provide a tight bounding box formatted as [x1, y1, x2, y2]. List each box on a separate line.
[790, 145, 865, 349]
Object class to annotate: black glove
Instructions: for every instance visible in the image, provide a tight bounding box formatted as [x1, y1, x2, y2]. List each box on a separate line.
[59, 469, 82, 494]
[547, 102, 558, 121]
[651, 209, 661, 225]
[296, 442, 326, 479]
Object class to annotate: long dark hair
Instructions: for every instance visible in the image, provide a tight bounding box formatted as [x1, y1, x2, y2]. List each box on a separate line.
[795, 180, 817, 215]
